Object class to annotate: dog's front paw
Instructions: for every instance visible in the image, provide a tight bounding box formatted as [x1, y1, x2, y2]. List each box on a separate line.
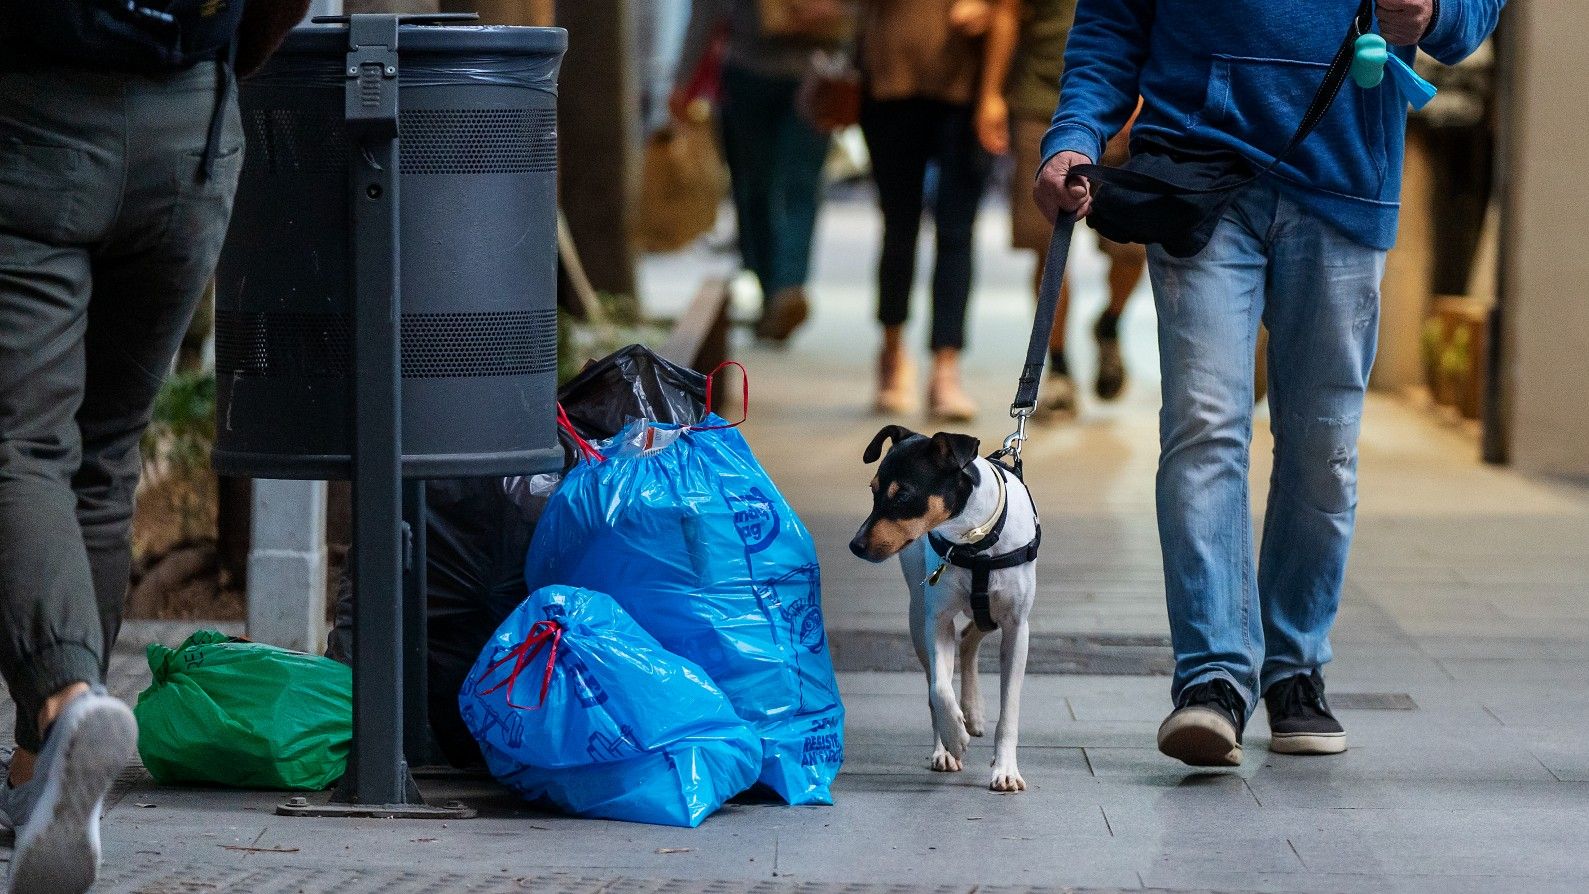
[933, 712, 971, 760]
[989, 764, 1026, 793]
[929, 744, 963, 772]
[963, 710, 985, 738]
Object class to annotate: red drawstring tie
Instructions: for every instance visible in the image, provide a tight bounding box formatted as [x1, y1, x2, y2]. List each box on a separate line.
[479, 620, 564, 710]
[557, 403, 605, 464]
[690, 360, 749, 430]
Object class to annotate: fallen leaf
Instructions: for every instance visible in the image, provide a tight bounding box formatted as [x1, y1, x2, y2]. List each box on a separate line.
[655, 847, 693, 855]
[412, 838, 438, 843]
[134, 803, 157, 809]
[220, 845, 300, 854]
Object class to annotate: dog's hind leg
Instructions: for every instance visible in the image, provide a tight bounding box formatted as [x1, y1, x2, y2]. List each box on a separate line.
[958, 624, 987, 737]
[989, 618, 1029, 792]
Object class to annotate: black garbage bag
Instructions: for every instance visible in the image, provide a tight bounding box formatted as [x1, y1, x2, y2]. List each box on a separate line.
[328, 344, 711, 767]
[558, 343, 708, 438]
[327, 477, 533, 768]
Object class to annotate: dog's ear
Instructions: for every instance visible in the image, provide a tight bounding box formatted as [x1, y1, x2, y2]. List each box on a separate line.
[863, 424, 916, 464]
[928, 432, 980, 471]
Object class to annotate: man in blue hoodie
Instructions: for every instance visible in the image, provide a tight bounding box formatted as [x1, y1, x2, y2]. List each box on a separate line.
[1033, 0, 1503, 766]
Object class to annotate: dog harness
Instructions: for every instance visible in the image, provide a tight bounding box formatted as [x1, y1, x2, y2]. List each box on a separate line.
[927, 461, 1041, 633]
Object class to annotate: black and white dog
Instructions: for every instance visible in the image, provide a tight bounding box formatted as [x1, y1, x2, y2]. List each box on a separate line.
[849, 425, 1039, 792]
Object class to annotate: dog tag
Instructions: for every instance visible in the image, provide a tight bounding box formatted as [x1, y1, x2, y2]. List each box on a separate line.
[925, 564, 946, 587]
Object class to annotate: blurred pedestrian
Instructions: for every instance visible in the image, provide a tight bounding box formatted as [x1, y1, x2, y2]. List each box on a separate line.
[1035, 0, 1503, 767]
[860, 0, 1007, 420]
[998, 0, 1145, 421]
[0, 3, 306, 891]
[674, 0, 854, 343]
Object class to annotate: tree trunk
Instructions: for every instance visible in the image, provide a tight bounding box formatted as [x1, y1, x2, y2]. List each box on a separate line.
[555, 0, 639, 297]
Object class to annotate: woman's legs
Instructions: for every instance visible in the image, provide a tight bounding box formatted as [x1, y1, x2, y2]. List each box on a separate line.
[926, 100, 991, 420]
[861, 97, 933, 413]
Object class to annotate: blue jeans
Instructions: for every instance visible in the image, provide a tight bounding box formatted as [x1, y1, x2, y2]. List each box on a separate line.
[717, 65, 831, 299]
[1147, 181, 1385, 714]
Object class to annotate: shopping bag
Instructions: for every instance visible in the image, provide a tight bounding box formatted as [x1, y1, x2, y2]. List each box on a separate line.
[460, 585, 760, 827]
[524, 417, 845, 805]
[133, 630, 351, 790]
[636, 113, 725, 253]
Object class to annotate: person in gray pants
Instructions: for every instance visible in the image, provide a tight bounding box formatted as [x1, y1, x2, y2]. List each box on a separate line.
[0, 4, 305, 890]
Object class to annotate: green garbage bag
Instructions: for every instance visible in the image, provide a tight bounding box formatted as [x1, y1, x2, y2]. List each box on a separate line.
[133, 630, 352, 790]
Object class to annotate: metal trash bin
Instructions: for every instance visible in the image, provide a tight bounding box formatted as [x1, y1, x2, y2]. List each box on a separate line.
[214, 15, 566, 810]
[215, 22, 566, 480]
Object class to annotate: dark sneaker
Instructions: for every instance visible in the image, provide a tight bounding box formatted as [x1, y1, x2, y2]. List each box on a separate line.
[1264, 670, 1347, 755]
[1157, 679, 1246, 767]
[8, 688, 137, 894]
[1093, 318, 1126, 401]
[755, 286, 810, 342]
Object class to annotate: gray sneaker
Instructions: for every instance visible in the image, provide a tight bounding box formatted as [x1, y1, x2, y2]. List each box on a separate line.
[7, 688, 137, 894]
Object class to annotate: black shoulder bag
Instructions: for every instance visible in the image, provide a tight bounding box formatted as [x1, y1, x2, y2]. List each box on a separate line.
[1070, 0, 1372, 258]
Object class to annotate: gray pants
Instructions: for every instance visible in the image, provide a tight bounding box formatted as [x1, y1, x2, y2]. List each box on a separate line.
[0, 62, 242, 750]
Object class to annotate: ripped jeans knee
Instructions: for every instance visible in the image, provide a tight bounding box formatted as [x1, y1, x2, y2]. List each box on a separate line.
[1276, 412, 1361, 516]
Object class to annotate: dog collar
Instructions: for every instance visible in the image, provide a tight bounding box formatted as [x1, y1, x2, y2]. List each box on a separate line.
[955, 460, 1008, 549]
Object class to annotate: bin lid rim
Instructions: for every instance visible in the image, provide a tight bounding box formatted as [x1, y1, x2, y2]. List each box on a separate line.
[281, 23, 567, 56]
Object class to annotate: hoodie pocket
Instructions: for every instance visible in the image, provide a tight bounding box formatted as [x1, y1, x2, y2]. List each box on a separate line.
[1196, 54, 1386, 199]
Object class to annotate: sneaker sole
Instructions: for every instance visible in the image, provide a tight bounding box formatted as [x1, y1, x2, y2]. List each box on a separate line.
[9, 697, 137, 894]
[1269, 731, 1348, 755]
[1157, 708, 1243, 767]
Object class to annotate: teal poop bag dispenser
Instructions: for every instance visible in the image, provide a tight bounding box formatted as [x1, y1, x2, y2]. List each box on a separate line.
[1352, 32, 1438, 110]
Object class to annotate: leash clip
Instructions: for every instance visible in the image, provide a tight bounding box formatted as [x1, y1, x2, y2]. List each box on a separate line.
[1001, 411, 1030, 460]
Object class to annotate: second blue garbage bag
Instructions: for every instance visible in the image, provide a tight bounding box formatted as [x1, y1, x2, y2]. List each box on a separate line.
[524, 417, 845, 805]
[460, 585, 760, 827]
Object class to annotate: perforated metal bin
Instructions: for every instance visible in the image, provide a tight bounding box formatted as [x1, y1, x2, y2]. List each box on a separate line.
[213, 23, 566, 479]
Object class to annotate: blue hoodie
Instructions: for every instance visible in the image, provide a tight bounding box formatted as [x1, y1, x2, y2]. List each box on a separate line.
[1041, 0, 1504, 249]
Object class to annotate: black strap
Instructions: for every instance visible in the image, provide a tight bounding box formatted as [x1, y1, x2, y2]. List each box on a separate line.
[1068, 0, 1372, 199]
[928, 464, 1043, 633]
[969, 566, 997, 632]
[198, 39, 238, 183]
[931, 528, 1043, 633]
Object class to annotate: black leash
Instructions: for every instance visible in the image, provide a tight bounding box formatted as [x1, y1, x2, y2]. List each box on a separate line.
[988, 214, 1076, 478]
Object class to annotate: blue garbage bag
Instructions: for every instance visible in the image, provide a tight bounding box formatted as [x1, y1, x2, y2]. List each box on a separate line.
[460, 585, 760, 827]
[524, 417, 845, 805]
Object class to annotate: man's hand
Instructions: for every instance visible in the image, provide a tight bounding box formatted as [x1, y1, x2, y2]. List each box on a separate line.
[975, 94, 1010, 156]
[1377, 0, 1434, 45]
[1033, 151, 1093, 222]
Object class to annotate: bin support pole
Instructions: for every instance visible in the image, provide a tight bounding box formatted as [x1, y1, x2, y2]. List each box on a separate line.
[343, 12, 409, 807]
[273, 12, 480, 820]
